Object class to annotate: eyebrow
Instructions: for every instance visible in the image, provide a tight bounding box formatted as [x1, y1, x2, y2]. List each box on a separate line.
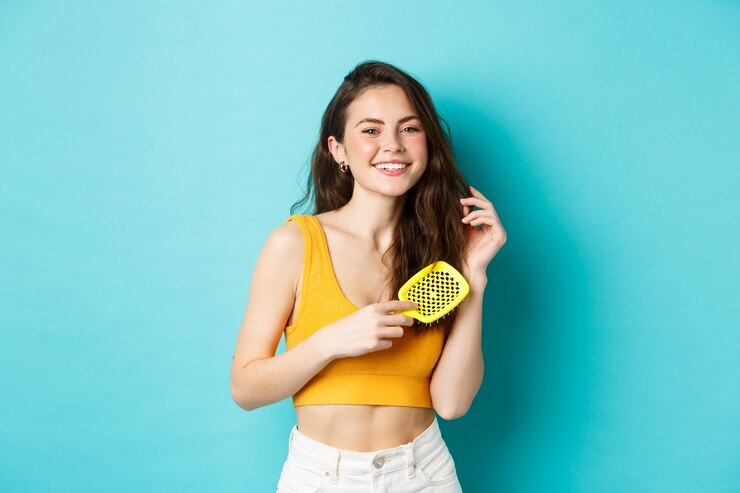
[354, 115, 420, 128]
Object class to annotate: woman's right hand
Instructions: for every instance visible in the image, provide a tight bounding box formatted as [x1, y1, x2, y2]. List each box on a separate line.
[317, 300, 418, 359]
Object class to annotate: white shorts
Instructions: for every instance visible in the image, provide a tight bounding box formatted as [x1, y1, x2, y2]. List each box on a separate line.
[276, 416, 463, 492]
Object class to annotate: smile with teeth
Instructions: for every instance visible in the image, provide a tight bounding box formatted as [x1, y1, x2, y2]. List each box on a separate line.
[373, 162, 409, 170]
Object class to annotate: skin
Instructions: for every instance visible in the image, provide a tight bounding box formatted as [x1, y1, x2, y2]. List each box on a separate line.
[327, 84, 429, 248]
[230, 83, 507, 452]
[294, 85, 434, 450]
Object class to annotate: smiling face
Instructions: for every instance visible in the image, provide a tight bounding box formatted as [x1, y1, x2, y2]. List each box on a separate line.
[328, 84, 428, 198]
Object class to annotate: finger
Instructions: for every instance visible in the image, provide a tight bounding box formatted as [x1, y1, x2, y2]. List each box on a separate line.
[469, 217, 492, 226]
[387, 314, 415, 326]
[461, 209, 492, 223]
[374, 339, 393, 351]
[381, 314, 407, 328]
[380, 326, 406, 338]
[383, 300, 418, 311]
[470, 214, 503, 228]
[462, 198, 501, 222]
[471, 216, 506, 235]
[459, 196, 492, 210]
[470, 186, 502, 217]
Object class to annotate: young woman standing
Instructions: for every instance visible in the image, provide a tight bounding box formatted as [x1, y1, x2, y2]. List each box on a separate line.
[231, 60, 506, 492]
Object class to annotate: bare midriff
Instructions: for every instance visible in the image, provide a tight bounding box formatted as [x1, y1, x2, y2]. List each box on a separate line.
[295, 404, 435, 452]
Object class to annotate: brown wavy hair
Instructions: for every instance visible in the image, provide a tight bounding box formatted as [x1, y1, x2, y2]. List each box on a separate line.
[290, 60, 472, 338]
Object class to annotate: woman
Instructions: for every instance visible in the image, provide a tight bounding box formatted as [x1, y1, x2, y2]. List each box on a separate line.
[230, 60, 506, 492]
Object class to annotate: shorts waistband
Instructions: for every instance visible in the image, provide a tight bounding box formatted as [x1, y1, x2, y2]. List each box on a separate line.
[287, 416, 444, 478]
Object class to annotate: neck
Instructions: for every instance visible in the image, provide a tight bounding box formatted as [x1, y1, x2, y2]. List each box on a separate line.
[334, 190, 407, 251]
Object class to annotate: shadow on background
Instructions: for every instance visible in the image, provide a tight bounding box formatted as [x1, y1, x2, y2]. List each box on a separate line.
[435, 100, 595, 492]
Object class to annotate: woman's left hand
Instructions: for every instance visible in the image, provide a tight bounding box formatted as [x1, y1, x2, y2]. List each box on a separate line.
[460, 185, 507, 280]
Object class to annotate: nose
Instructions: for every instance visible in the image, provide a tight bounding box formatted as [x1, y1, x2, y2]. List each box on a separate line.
[383, 131, 404, 152]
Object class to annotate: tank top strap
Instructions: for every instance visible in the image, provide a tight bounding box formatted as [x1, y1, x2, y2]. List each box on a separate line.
[284, 214, 329, 267]
[283, 214, 343, 331]
[284, 214, 333, 278]
[284, 213, 313, 269]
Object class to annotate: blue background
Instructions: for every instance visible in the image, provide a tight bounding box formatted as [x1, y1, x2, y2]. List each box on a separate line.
[1, 1, 738, 491]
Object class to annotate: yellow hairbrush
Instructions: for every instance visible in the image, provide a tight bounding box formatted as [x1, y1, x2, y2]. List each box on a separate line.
[397, 261, 470, 325]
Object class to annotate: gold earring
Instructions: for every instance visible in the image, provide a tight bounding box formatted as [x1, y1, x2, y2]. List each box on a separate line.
[339, 161, 349, 173]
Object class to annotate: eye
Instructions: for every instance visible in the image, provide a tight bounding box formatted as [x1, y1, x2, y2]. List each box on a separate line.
[362, 128, 379, 134]
[403, 127, 420, 133]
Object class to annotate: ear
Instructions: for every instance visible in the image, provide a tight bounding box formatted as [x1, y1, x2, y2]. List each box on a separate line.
[327, 135, 346, 164]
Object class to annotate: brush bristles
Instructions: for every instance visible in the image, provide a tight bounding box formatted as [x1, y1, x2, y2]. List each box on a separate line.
[422, 308, 457, 326]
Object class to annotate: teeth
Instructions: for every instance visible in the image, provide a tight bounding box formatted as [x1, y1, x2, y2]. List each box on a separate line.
[374, 163, 408, 170]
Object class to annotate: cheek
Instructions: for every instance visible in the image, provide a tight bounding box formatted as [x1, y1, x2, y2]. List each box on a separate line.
[408, 136, 428, 157]
[356, 142, 378, 156]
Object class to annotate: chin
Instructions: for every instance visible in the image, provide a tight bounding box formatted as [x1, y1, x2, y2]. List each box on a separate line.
[378, 188, 414, 199]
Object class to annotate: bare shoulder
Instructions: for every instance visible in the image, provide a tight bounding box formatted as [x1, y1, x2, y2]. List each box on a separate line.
[267, 217, 304, 253]
[260, 218, 306, 294]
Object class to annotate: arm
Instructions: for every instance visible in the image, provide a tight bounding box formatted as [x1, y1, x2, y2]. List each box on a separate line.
[230, 221, 334, 411]
[429, 273, 487, 420]
[431, 183, 507, 419]
[232, 331, 334, 411]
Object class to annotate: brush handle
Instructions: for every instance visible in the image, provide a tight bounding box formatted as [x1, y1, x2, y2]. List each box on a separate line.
[398, 309, 424, 321]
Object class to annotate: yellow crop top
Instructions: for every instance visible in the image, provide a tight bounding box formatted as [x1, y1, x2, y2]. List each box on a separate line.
[283, 214, 446, 408]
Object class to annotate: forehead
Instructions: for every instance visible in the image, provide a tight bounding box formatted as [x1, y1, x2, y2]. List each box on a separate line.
[347, 85, 416, 120]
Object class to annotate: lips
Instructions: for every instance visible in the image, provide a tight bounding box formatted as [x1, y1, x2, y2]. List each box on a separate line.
[373, 163, 410, 176]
